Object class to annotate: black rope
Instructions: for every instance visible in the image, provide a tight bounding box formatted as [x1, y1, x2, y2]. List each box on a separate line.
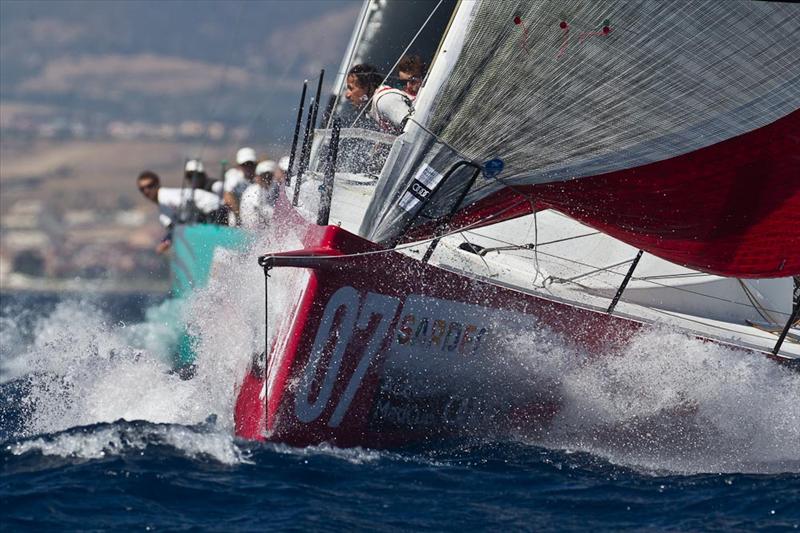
[263, 263, 272, 433]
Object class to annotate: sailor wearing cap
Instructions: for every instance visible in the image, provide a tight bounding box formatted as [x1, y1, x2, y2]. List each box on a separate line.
[184, 159, 221, 193]
[136, 170, 227, 253]
[236, 147, 258, 179]
[222, 147, 259, 223]
[239, 159, 279, 229]
[276, 155, 290, 182]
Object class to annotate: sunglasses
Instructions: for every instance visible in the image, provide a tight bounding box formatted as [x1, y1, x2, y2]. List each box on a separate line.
[138, 182, 157, 192]
[390, 76, 419, 90]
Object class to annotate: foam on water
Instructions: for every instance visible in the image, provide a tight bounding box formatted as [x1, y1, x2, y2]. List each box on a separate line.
[2, 222, 798, 475]
[6, 419, 248, 466]
[515, 325, 800, 474]
[1, 226, 299, 436]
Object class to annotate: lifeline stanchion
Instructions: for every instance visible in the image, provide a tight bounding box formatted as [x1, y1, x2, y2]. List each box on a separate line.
[286, 81, 307, 188]
[293, 71, 325, 206]
[317, 117, 341, 226]
[292, 97, 315, 207]
[607, 249, 644, 314]
[305, 69, 325, 171]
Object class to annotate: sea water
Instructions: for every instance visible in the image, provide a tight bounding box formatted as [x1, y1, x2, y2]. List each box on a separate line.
[2, 239, 799, 530]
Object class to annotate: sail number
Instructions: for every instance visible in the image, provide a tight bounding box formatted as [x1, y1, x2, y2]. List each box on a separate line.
[294, 286, 400, 427]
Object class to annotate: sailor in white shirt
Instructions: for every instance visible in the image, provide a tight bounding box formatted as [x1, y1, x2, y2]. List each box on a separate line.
[219, 167, 246, 226]
[239, 160, 279, 229]
[137, 170, 225, 253]
[368, 85, 412, 133]
[223, 167, 248, 196]
[220, 147, 259, 224]
[345, 64, 412, 134]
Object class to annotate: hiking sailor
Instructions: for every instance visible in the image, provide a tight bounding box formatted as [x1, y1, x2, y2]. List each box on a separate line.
[136, 170, 227, 253]
[239, 159, 279, 229]
[345, 64, 412, 134]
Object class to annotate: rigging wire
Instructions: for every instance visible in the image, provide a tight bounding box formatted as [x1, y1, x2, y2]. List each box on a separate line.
[543, 257, 637, 285]
[463, 230, 792, 318]
[349, 0, 445, 128]
[260, 196, 531, 262]
[638, 272, 712, 280]
[738, 278, 781, 325]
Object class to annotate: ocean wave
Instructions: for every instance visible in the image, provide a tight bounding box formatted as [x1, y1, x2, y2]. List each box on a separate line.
[3, 417, 248, 467]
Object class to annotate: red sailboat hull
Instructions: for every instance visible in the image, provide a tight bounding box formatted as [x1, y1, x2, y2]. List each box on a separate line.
[233, 204, 788, 448]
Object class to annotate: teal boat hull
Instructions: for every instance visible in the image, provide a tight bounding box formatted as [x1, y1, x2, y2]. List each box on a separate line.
[168, 224, 248, 367]
[170, 224, 249, 297]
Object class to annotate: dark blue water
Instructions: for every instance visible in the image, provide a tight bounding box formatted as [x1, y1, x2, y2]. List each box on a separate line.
[2, 292, 799, 531]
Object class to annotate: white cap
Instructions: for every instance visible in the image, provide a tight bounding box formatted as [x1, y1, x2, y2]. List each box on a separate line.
[278, 156, 290, 172]
[185, 159, 204, 173]
[236, 147, 257, 165]
[223, 167, 246, 193]
[256, 160, 277, 175]
[225, 167, 244, 180]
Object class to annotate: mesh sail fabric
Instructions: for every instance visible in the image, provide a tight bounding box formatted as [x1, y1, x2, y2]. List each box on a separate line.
[360, 0, 800, 277]
[359, 122, 481, 244]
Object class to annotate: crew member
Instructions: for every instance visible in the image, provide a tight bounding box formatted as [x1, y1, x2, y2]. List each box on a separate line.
[276, 155, 290, 185]
[184, 159, 220, 192]
[345, 64, 412, 134]
[223, 147, 259, 222]
[239, 160, 279, 229]
[137, 170, 226, 253]
[395, 54, 427, 98]
[237, 147, 258, 181]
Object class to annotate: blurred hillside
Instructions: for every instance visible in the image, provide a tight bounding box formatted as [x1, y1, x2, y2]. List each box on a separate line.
[0, 0, 360, 292]
[0, 0, 358, 139]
